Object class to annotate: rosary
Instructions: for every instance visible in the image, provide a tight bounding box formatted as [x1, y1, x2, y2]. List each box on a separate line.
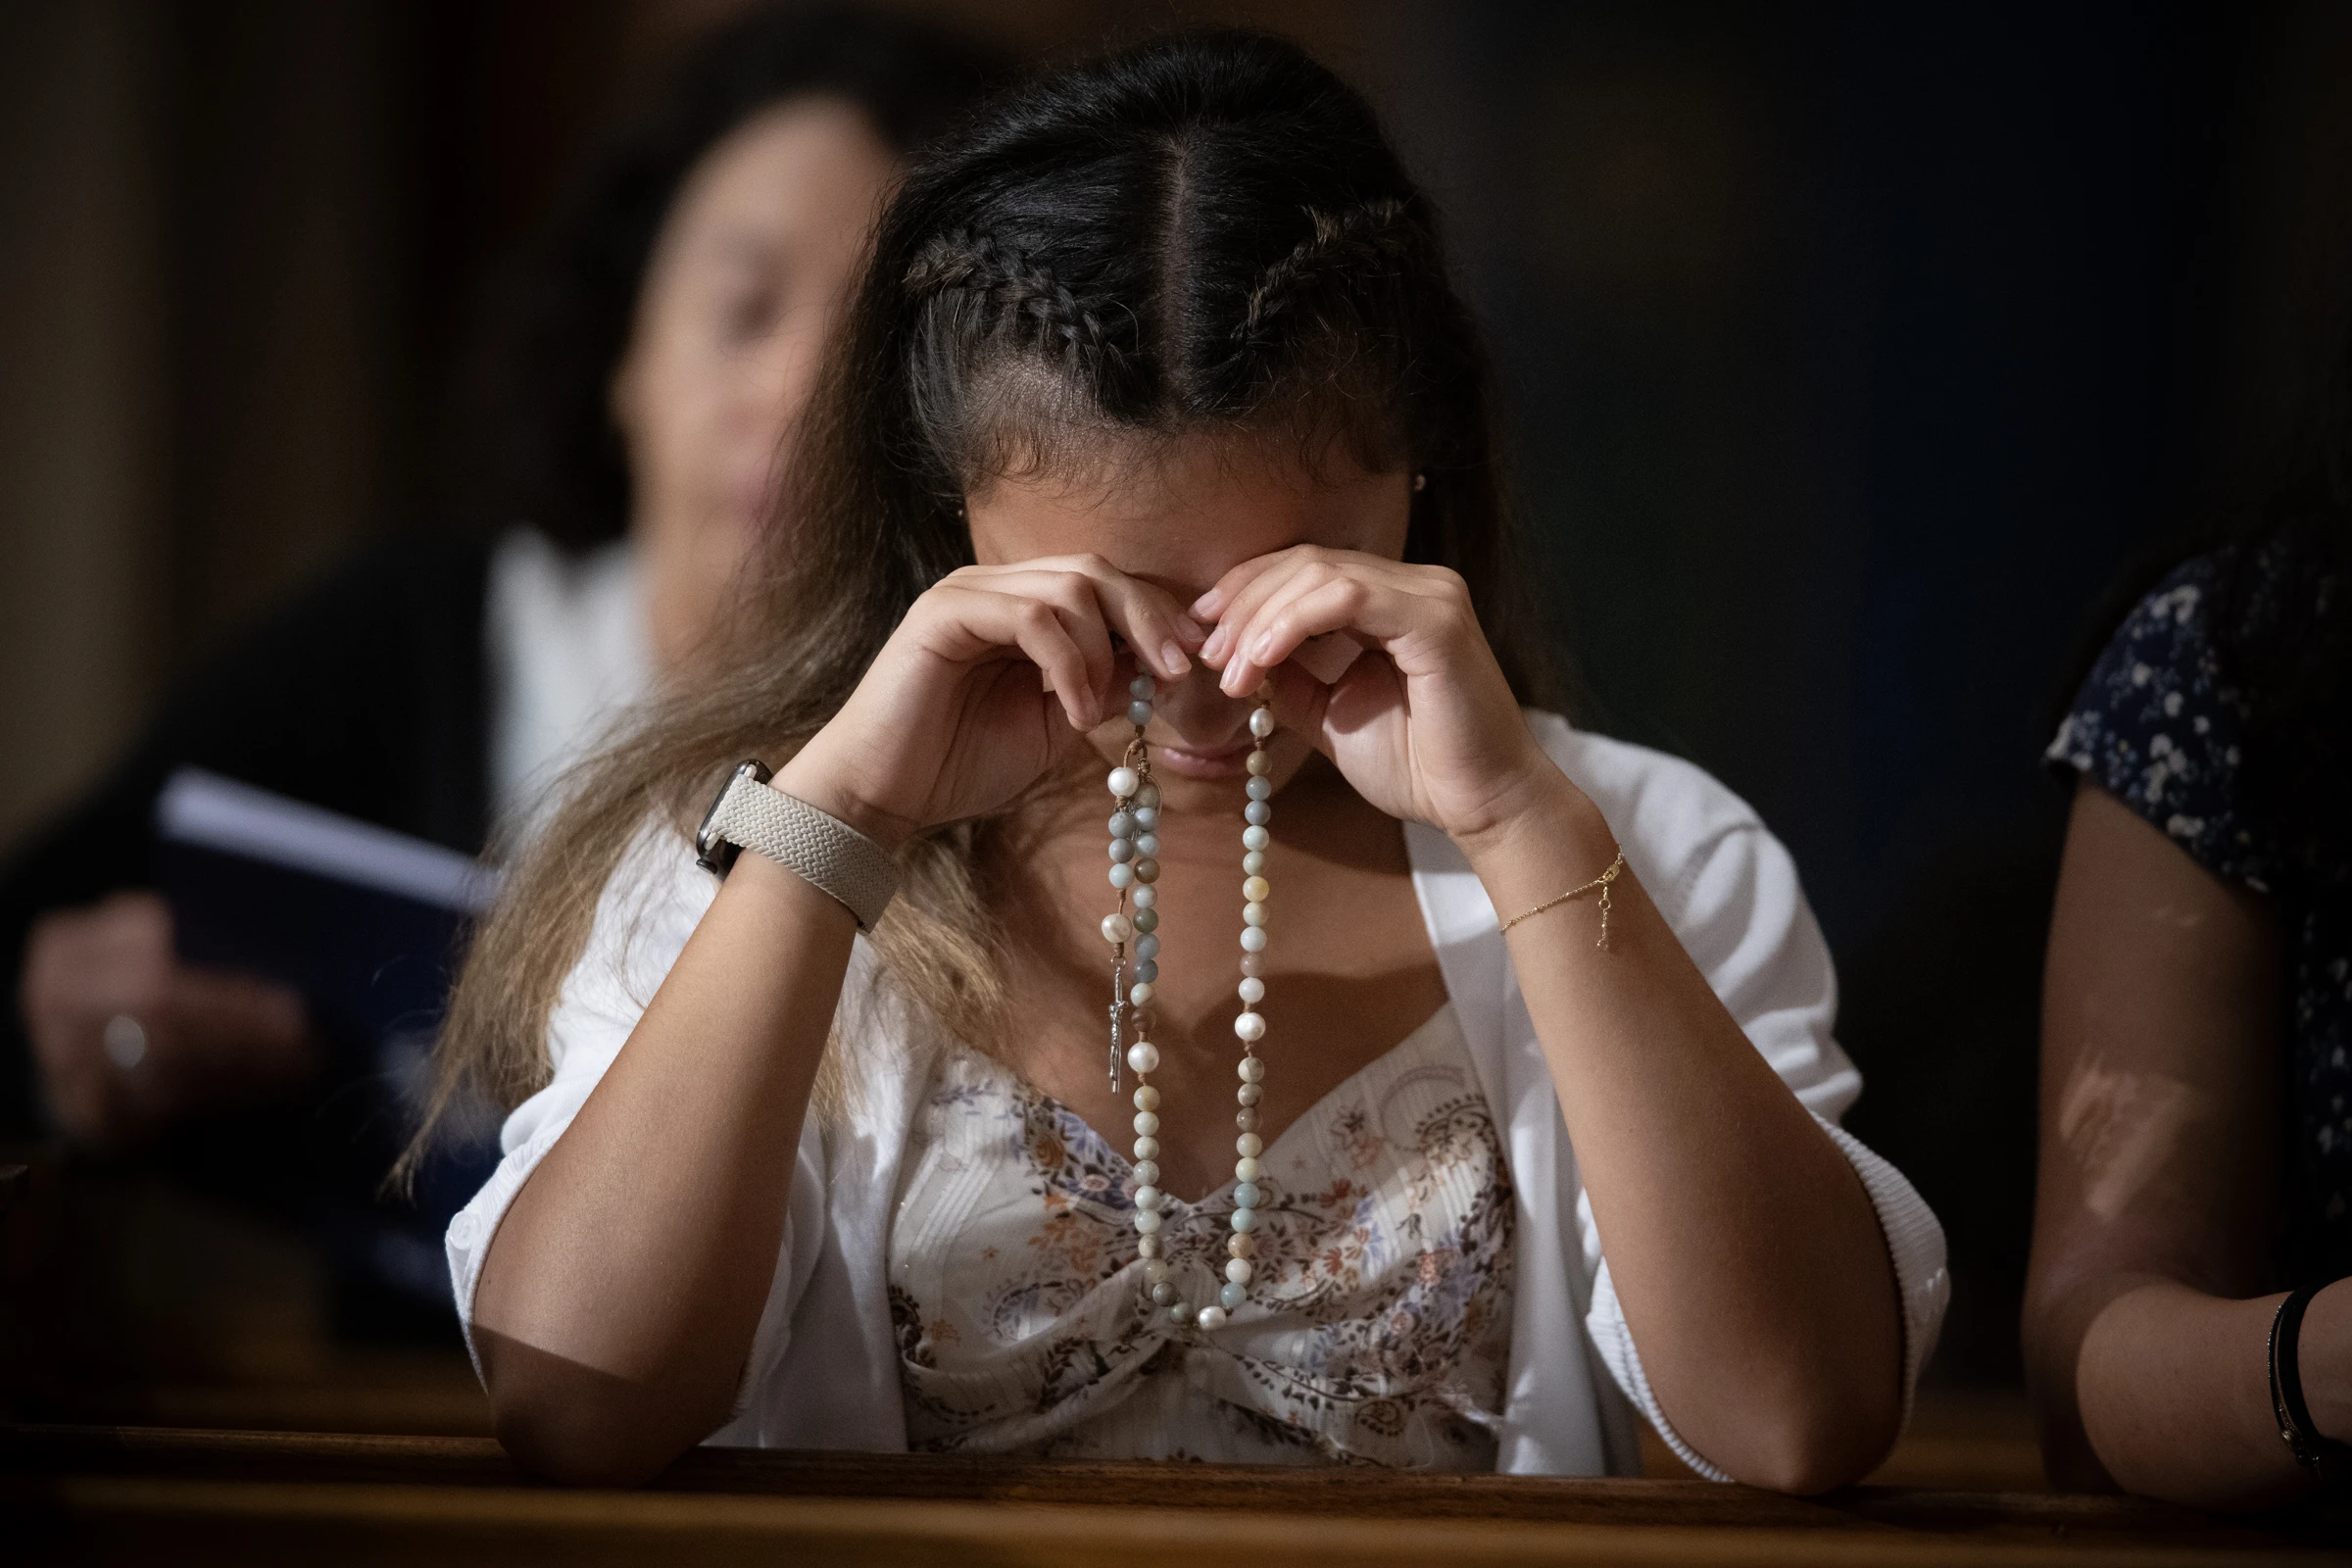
[1099, 673, 1275, 1332]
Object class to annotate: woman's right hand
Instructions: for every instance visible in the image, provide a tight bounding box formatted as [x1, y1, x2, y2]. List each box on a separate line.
[777, 555, 1201, 845]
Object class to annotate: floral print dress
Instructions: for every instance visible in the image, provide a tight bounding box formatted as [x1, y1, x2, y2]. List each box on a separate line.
[886, 1002, 1514, 1467]
[2047, 550, 2352, 1283]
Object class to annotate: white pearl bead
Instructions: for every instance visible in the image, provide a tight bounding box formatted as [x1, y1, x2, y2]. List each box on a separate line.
[1108, 766, 1139, 798]
[1195, 1304, 1228, 1331]
[1236, 1155, 1262, 1181]
[1227, 1258, 1253, 1285]
[1129, 980, 1155, 1006]
[1133, 1158, 1159, 1185]
[1250, 707, 1276, 738]
[1145, 1258, 1171, 1284]
[1133, 1184, 1161, 1211]
[1234, 1011, 1265, 1043]
[1134, 1135, 1160, 1161]
[1108, 863, 1135, 889]
[1243, 902, 1267, 927]
[1137, 1234, 1160, 1258]
[1237, 1132, 1263, 1157]
[1133, 1110, 1160, 1137]
[1242, 825, 1270, 852]
[1125, 1040, 1159, 1074]
[1242, 850, 1266, 875]
[1237, 1083, 1262, 1105]
[1237, 976, 1265, 1004]
[1243, 876, 1270, 903]
[1238, 1056, 1265, 1083]
[1133, 1085, 1159, 1111]
[1134, 1208, 1162, 1233]
[1131, 884, 1156, 908]
[1102, 912, 1133, 944]
[1239, 926, 1267, 953]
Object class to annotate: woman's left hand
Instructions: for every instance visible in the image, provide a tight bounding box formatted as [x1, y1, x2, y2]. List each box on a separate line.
[1193, 547, 1568, 844]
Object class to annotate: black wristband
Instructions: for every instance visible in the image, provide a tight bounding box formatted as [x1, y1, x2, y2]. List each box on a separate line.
[2270, 1281, 2352, 1492]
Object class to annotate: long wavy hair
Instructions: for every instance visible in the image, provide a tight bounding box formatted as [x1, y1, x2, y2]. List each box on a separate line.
[406, 31, 1552, 1166]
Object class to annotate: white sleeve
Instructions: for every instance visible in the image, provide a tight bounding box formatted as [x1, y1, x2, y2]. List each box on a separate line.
[442, 820, 821, 1411]
[1578, 817, 1950, 1481]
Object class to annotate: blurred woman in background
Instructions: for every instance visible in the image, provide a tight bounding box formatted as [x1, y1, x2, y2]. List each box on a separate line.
[2, 4, 996, 1328]
[2029, 298, 2352, 1505]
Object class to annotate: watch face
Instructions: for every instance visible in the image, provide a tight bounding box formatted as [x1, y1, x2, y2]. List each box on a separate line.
[694, 760, 770, 874]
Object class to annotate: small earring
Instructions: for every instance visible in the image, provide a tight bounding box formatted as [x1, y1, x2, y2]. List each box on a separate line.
[1411, 473, 1428, 492]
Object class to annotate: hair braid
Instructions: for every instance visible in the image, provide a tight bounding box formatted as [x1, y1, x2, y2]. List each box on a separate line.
[1236, 198, 1416, 342]
[906, 227, 1122, 369]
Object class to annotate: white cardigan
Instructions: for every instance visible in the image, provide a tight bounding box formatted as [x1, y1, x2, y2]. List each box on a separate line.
[446, 712, 1948, 1479]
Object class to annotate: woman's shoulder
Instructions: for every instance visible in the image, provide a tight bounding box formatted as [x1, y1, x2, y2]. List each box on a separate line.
[2044, 552, 2273, 889]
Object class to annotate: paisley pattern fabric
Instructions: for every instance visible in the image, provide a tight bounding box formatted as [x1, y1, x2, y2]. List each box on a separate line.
[887, 1003, 1514, 1467]
[2047, 550, 2352, 1283]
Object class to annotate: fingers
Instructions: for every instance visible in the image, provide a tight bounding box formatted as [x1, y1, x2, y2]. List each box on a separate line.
[1203, 552, 1465, 697]
[925, 582, 1104, 731]
[956, 556, 1202, 683]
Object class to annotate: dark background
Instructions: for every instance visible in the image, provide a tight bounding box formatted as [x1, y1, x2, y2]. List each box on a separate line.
[6, 0, 2352, 1396]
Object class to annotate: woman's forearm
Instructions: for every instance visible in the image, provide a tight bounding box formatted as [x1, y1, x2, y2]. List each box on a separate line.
[470, 849, 858, 1483]
[1463, 776, 1902, 1492]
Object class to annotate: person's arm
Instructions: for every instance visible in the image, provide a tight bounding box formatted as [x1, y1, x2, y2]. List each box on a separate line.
[2024, 778, 2351, 1507]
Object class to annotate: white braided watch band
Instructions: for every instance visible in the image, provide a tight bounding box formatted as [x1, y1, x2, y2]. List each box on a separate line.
[693, 760, 898, 931]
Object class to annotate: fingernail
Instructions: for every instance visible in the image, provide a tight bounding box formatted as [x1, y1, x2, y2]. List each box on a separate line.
[1176, 615, 1208, 644]
[1250, 630, 1278, 663]
[1200, 624, 1228, 662]
[1190, 591, 1219, 618]
[1159, 641, 1190, 676]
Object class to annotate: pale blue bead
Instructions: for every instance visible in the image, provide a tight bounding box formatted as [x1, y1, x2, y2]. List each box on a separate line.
[1108, 810, 1137, 839]
[1168, 1301, 1195, 1326]
[1230, 1206, 1257, 1232]
[1246, 776, 1273, 801]
[1133, 906, 1158, 933]
[1135, 958, 1159, 982]
[1135, 934, 1159, 960]
[1242, 851, 1266, 875]
[1135, 833, 1159, 856]
[1108, 837, 1135, 862]
[1234, 1182, 1262, 1208]
[1244, 801, 1271, 826]
[1108, 863, 1135, 888]
[1134, 806, 1159, 829]
[1220, 1283, 1247, 1310]
[1130, 674, 1155, 700]
[1242, 825, 1270, 852]
[1128, 701, 1153, 726]
[1239, 927, 1267, 954]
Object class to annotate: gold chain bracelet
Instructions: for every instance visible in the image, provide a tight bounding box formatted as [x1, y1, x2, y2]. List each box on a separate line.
[1497, 847, 1627, 949]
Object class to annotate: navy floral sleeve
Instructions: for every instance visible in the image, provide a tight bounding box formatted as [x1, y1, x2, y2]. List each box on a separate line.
[2048, 550, 2352, 1285]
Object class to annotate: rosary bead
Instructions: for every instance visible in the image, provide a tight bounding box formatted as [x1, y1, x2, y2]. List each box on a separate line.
[1246, 775, 1273, 801]
[1129, 980, 1155, 1005]
[1243, 876, 1270, 904]
[1220, 1282, 1248, 1311]
[1133, 1111, 1160, 1138]
[1109, 837, 1135, 862]
[1234, 1181, 1262, 1208]
[1228, 1233, 1255, 1258]
[1195, 1304, 1229, 1331]
[1131, 675, 1156, 700]
[1134, 805, 1159, 830]
[1235, 1107, 1259, 1133]
[1243, 902, 1267, 927]
[1237, 1132, 1264, 1157]
[1239, 926, 1268, 953]
[1137, 1234, 1161, 1258]
[1227, 1257, 1254, 1285]
[1237, 1082, 1262, 1106]
[1134, 1184, 1162, 1212]
[1134, 1208, 1162, 1234]
[1128, 701, 1154, 727]
[1239, 951, 1264, 977]
[1132, 884, 1157, 908]
[1168, 1301, 1195, 1326]
[1245, 801, 1271, 827]
[1137, 781, 1162, 809]
[1234, 1010, 1266, 1043]
[1151, 1281, 1176, 1305]
[1242, 850, 1267, 875]
[1109, 810, 1137, 838]
[1245, 752, 1271, 777]
[1238, 1056, 1265, 1083]
[1134, 1135, 1161, 1161]
[1230, 1205, 1257, 1232]
[1235, 1154, 1262, 1182]
[1102, 912, 1133, 944]
[1132, 906, 1157, 933]
[1237, 976, 1265, 1005]
[1145, 1257, 1171, 1285]
[1136, 833, 1159, 857]
[1108, 765, 1140, 798]
[1134, 958, 1159, 983]
[1133, 1085, 1159, 1111]
[1242, 825, 1270, 852]
[1133, 857, 1161, 884]
[1125, 1041, 1159, 1074]
[1108, 863, 1135, 889]
[1133, 1158, 1160, 1185]
[1135, 934, 1159, 960]
[1250, 707, 1277, 738]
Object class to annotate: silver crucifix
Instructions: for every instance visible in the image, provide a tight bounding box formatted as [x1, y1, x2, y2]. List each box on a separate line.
[1106, 959, 1129, 1094]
